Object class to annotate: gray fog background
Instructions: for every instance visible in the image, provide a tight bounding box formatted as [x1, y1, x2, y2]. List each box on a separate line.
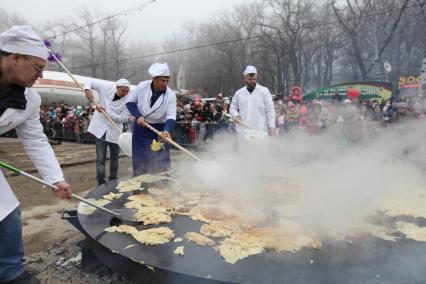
[2, 0, 247, 42]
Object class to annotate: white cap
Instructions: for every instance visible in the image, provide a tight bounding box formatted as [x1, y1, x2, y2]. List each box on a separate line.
[0, 25, 48, 60]
[115, 78, 130, 87]
[243, 65, 257, 76]
[149, 63, 170, 77]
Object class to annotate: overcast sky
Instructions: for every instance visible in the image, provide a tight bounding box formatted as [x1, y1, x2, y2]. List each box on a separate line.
[3, 0, 248, 42]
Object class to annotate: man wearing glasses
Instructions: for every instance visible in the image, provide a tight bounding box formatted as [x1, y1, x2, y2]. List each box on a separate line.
[84, 78, 131, 185]
[0, 26, 72, 284]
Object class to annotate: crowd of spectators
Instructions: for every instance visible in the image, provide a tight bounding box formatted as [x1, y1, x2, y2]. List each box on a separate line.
[176, 93, 232, 124]
[35, 95, 234, 144]
[4, 89, 425, 145]
[273, 86, 426, 136]
[39, 102, 95, 142]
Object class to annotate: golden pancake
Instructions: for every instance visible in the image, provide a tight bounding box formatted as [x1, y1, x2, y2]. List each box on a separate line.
[184, 232, 215, 246]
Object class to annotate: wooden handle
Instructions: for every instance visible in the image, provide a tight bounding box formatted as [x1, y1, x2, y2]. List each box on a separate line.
[145, 123, 201, 162]
[238, 120, 253, 129]
[48, 50, 121, 133]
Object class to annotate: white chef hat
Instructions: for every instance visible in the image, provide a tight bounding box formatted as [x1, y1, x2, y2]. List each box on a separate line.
[115, 78, 130, 87]
[149, 63, 170, 77]
[243, 65, 257, 76]
[0, 25, 48, 60]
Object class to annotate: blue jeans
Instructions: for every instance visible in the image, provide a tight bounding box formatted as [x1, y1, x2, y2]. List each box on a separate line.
[0, 207, 25, 282]
[95, 133, 120, 185]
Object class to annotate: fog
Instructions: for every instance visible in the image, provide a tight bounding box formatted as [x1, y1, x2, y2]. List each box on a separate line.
[2, 0, 248, 42]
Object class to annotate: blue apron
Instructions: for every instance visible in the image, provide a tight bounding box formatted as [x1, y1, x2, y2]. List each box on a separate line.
[132, 122, 171, 176]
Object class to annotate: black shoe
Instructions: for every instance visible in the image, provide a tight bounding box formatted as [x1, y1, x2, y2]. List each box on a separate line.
[1, 271, 40, 284]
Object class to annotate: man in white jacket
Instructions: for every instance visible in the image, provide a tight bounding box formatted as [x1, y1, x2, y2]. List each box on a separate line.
[125, 63, 177, 176]
[0, 26, 72, 284]
[230, 65, 276, 136]
[84, 79, 130, 185]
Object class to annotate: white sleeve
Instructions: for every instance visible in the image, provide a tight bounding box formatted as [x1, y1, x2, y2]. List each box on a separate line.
[84, 79, 113, 107]
[166, 92, 177, 121]
[84, 79, 111, 93]
[263, 88, 276, 128]
[126, 83, 142, 104]
[229, 91, 240, 118]
[109, 106, 130, 123]
[15, 108, 64, 184]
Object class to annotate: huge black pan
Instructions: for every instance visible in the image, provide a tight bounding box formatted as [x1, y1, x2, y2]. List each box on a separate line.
[78, 179, 426, 284]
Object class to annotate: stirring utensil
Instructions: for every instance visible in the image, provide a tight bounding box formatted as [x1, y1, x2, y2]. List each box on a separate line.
[0, 161, 140, 223]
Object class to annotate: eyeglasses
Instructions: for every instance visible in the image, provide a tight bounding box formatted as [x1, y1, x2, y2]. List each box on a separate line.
[21, 54, 45, 74]
[28, 60, 45, 74]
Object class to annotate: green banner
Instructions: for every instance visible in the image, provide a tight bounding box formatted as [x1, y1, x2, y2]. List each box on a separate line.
[303, 81, 392, 101]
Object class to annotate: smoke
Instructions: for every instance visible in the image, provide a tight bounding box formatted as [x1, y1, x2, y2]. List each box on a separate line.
[172, 117, 426, 237]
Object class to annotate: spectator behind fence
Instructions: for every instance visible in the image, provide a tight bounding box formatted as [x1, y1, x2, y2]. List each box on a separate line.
[15, 85, 426, 147]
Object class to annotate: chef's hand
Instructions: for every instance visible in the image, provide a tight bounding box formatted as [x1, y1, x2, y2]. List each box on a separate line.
[53, 181, 72, 199]
[159, 130, 171, 142]
[96, 105, 106, 113]
[137, 116, 146, 127]
[85, 89, 94, 101]
[268, 127, 276, 136]
[234, 116, 241, 124]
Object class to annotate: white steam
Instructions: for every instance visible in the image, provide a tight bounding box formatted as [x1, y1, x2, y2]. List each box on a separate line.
[173, 118, 426, 236]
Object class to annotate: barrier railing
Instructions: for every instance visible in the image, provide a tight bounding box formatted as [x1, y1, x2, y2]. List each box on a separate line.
[172, 122, 231, 146]
[41, 121, 96, 144]
[1, 120, 327, 145]
[1, 121, 233, 146]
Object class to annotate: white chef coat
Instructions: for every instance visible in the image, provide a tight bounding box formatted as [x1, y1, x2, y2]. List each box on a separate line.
[0, 88, 64, 221]
[126, 80, 176, 123]
[230, 83, 276, 133]
[85, 80, 130, 144]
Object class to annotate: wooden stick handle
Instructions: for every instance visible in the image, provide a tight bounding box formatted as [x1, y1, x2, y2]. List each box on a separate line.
[145, 123, 201, 162]
[238, 120, 253, 129]
[47, 50, 121, 133]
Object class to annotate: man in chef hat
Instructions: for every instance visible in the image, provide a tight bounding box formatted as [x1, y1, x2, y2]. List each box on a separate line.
[0, 26, 72, 284]
[230, 65, 276, 136]
[126, 63, 177, 176]
[84, 78, 131, 186]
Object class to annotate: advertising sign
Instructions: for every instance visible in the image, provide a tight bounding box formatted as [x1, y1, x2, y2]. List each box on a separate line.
[303, 81, 392, 101]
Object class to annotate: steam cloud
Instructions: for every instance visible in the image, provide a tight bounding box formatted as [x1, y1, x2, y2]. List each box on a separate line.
[173, 114, 426, 236]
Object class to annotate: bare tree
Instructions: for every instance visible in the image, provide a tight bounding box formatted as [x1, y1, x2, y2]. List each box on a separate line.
[331, 0, 410, 80]
[33, 0, 426, 97]
[104, 17, 127, 79]
[0, 8, 26, 32]
[69, 7, 103, 77]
